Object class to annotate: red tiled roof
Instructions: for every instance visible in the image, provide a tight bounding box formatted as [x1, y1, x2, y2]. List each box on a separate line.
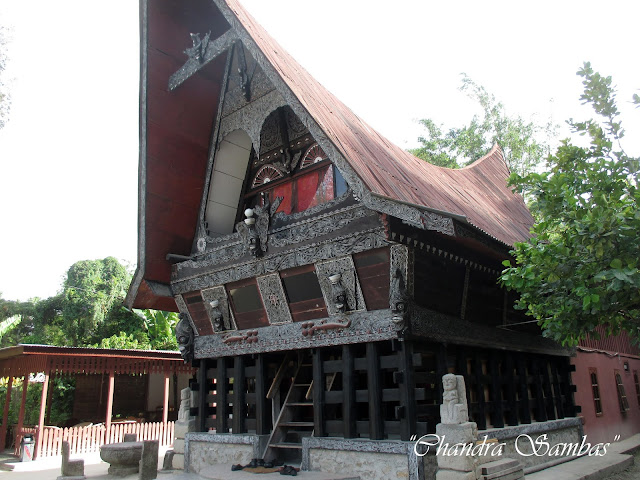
[224, 0, 533, 246]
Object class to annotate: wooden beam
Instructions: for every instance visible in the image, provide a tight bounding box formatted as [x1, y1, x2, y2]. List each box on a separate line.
[313, 349, 326, 437]
[216, 358, 228, 433]
[168, 30, 239, 91]
[254, 354, 269, 435]
[35, 370, 50, 459]
[342, 345, 356, 438]
[366, 342, 384, 440]
[0, 377, 13, 451]
[162, 371, 170, 426]
[233, 356, 246, 434]
[45, 374, 55, 425]
[105, 370, 115, 443]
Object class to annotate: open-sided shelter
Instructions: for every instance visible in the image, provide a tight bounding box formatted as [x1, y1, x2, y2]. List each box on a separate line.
[0, 344, 194, 459]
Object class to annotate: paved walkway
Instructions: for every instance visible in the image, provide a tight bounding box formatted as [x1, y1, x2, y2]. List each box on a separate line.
[0, 434, 637, 480]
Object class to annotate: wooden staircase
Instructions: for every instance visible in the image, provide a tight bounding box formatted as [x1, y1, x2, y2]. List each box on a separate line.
[263, 353, 315, 462]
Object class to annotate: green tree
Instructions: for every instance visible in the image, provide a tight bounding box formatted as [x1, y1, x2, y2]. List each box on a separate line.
[501, 62, 640, 346]
[61, 257, 138, 346]
[411, 75, 556, 175]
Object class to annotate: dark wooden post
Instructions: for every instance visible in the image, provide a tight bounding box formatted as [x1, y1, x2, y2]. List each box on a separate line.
[366, 342, 384, 440]
[162, 370, 170, 426]
[312, 348, 326, 437]
[0, 376, 13, 451]
[504, 353, 518, 426]
[105, 370, 115, 443]
[516, 354, 531, 424]
[489, 351, 504, 428]
[398, 341, 417, 440]
[342, 345, 356, 438]
[530, 359, 547, 422]
[197, 359, 208, 432]
[16, 376, 28, 447]
[216, 358, 228, 433]
[472, 352, 487, 429]
[44, 373, 55, 425]
[255, 354, 268, 435]
[233, 356, 246, 434]
[35, 370, 50, 459]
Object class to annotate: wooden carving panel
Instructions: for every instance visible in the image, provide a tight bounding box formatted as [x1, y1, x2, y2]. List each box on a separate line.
[256, 273, 292, 325]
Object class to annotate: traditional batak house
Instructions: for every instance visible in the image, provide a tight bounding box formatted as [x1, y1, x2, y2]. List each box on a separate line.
[126, 1, 584, 477]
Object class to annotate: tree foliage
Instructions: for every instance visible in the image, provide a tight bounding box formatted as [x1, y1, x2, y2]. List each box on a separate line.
[501, 63, 640, 346]
[410, 75, 556, 175]
[0, 258, 178, 351]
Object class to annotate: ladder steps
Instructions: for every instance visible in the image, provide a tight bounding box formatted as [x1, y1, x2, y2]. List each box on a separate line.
[286, 402, 313, 406]
[279, 422, 314, 427]
[271, 442, 303, 449]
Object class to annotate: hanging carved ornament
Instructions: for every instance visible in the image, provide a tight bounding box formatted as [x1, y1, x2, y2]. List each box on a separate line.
[390, 267, 410, 336]
[184, 32, 210, 63]
[176, 313, 194, 364]
[328, 273, 348, 313]
[300, 143, 328, 169]
[236, 194, 282, 256]
[252, 164, 284, 189]
[209, 300, 224, 333]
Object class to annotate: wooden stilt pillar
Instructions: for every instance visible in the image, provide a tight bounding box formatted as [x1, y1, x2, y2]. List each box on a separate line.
[216, 358, 228, 433]
[105, 370, 115, 443]
[255, 354, 268, 435]
[342, 345, 356, 438]
[312, 348, 326, 437]
[366, 342, 384, 440]
[35, 370, 50, 459]
[162, 370, 170, 426]
[232, 356, 246, 434]
[398, 341, 416, 441]
[0, 377, 13, 451]
[197, 359, 208, 432]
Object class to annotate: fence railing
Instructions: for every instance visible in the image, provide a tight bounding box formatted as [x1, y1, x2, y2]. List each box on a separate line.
[13, 421, 175, 458]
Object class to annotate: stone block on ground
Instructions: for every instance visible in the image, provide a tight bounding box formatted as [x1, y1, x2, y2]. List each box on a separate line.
[139, 439, 159, 480]
[173, 453, 185, 470]
[436, 470, 476, 480]
[162, 449, 175, 470]
[477, 458, 523, 480]
[124, 433, 137, 442]
[174, 419, 195, 438]
[60, 440, 84, 478]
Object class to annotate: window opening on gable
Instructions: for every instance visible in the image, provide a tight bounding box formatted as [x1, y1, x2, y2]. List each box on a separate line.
[353, 248, 390, 311]
[227, 279, 268, 329]
[589, 368, 602, 416]
[634, 371, 640, 407]
[280, 265, 327, 322]
[614, 371, 629, 413]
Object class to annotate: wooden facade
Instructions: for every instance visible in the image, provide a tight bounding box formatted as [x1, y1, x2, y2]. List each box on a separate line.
[128, 0, 578, 465]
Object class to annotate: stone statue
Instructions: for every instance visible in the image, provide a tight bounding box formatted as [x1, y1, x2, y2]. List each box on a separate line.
[176, 313, 194, 364]
[440, 374, 469, 424]
[177, 387, 191, 422]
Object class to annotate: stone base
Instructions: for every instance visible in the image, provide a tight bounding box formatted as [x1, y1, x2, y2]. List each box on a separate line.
[108, 464, 139, 477]
[56, 476, 85, 480]
[174, 419, 195, 439]
[173, 438, 185, 454]
[173, 453, 185, 470]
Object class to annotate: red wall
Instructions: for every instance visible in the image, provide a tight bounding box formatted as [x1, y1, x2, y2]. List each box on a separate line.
[572, 349, 640, 444]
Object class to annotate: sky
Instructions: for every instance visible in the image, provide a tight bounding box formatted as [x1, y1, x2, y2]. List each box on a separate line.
[0, 0, 638, 302]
